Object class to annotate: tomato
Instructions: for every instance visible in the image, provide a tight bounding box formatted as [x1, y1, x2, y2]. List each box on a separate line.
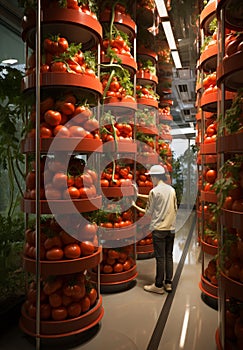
[108, 249, 119, 259]
[110, 80, 120, 92]
[81, 173, 93, 187]
[62, 294, 72, 306]
[83, 118, 99, 132]
[100, 179, 109, 187]
[81, 296, 91, 313]
[67, 0, 79, 9]
[26, 170, 36, 190]
[46, 247, 64, 260]
[73, 105, 92, 123]
[86, 287, 97, 306]
[52, 172, 68, 189]
[86, 169, 98, 184]
[103, 264, 113, 273]
[44, 235, 63, 250]
[80, 241, 95, 256]
[45, 187, 62, 200]
[58, 101, 75, 116]
[205, 169, 217, 184]
[40, 97, 55, 115]
[63, 283, 85, 299]
[50, 60, 67, 72]
[60, 230, 77, 245]
[49, 292, 62, 308]
[64, 243, 81, 259]
[68, 125, 86, 137]
[57, 37, 69, 53]
[123, 259, 132, 271]
[53, 125, 70, 137]
[232, 199, 243, 212]
[28, 303, 36, 319]
[44, 110, 62, 126]
[43, 278, 63, 296]
[40, 123, 53, 138]
[113, 263, 124, 273]
[63, 186, 80, 199]
[67, 302, 82, 318]
[52, 307, 68, 321]
[44, 38, 58, 54]
[85, 68, 96, 76]
[40, 303, 51, 320]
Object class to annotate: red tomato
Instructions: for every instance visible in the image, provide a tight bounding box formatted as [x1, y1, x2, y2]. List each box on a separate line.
[83, 118, 99, 131]
[113, 263, 124, 273]
[80, 296, 91, 313]
[81, 173, 93, 187]
[103, 264, 113, 273]
[44, 110, 62, 126]
[51, 307, 68, 321]
[26, 170, 36, 190]
[63, 186, 80, 199]
[40, 303, 51, 320]
[46, 248, 64, 260]
[205, 169, 217, 184]
[50, 61, 67, 72]
[64, 243, 81, 259]
[53, 125, 70, 137]
[43, 278, 63, 296]
[45, 187, 62, 199]
[123, 259, 132, 271]
[80, 241, 95, 256]
[57, 37, 69, 53]
[44, 235, 63, 250]
[68, 126, 86, 137]
[49, 292, 62, 308]
[52, 172, 68, 189]
[40, 123, 53, 138]
[60, 230, 77, 245]
[67, 302, 82, 318]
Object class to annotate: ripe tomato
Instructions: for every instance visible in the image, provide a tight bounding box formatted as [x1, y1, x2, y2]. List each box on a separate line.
[113, 263, 124, 273]
[44, 110, 62, 126]
[60, 230, 77, 245]
[73, 105, 92, 123]
[44, 235, 63, 250]
[49, 292, 62, 308]
[63, 186, 80, 199]
[205, 169, 217, 184]
[86, 287, 97, 306]
[64, 243, 81, 259]
[52, 172, 68, 189]
[50, 61, 67, 72]
[103, 264, 113, 273]
[45, 187, 62, 200]
[67, 302, 82, 318]
[51, 307, 68, 321]
[80, 241, 95, 256]
[81, 296, 91, 313]
[68, 125, 87, 137]
[43, 278, 63, 296]
[57, 37, 69, 53]
[67, 0, 79, 9]
[81, 173, 93, 187]
[123, 259, 132, 271]
[26, 170, 36, 190]
[53, 125, 70, 137]
[83, 118, 99, 132]
[108, 249, 119, 259]
[46, 247, 64, 260]
[40, 303, 51, 320]
[44, 38, 58, 54]
[58, 101, 75, 116]
[40, 123, 53, 138]
[63, 283, 85, 299]
[40, 97, 55, 115]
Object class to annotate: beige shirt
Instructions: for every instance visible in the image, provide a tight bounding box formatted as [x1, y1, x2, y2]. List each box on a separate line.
[145, 180, 177, 231]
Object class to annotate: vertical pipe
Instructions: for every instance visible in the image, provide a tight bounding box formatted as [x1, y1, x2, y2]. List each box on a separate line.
[35, 1, 41, 349]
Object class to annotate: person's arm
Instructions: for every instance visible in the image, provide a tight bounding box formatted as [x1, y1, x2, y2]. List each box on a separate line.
[137, 193, 149, 199]
[132, 201, 146, 213]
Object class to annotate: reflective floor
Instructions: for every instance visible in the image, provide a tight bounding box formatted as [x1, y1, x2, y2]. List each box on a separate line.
[0, 209, 218, 350]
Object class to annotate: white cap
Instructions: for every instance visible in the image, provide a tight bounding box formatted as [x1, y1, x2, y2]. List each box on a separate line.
[145, 165, 165, 175]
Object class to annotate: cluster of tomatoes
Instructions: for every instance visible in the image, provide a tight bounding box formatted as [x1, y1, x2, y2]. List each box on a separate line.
[136, 85, 159, 101]
[101, 74, 135, 103]
[102, 34, 132, 58]
[136, 109, 156, 127]
[28, 94, 99, 140]
[100, 247, 135, 274]
[204, 119, 217, 144]
[135, 167, 152, 188]
[100, 163, 133, 188]
[25, 157, 98, 201]
[158, 107, 172, 120]
[24, 218, 97, 261]
[100, 121, 133, 142]
[99, 208, 134, 229]
[23, 273, 98, 321]
[204, 259, 218, 286]
[136, 135, 155, 154]
[223, 233, 243, 284]
[225, 31, 243, 57]
[203, 166, 217, 192]
[137, 233, 153, 246]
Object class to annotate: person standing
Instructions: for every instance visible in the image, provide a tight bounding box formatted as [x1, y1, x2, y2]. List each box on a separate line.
[133, 164, 177, 294]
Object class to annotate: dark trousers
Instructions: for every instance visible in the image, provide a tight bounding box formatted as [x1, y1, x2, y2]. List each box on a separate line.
[152, 230, 175, 288]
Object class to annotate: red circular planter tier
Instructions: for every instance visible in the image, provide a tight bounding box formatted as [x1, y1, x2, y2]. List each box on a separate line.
[200, 239, 218, 255]
[23, 247, 102, 276]
[21, 196, 102, 214]
[137, 46, 158, 62]
[102, 140, 137, 153]
[200, 142, 216, 155]
[217, 51, 243, 91]
[136, 243, 154, 255]
[136, 71, 158, 85]
[101, 186, 134, 198]
[221, 208, 243, 230]
[19, 297, 104, 338]
[21, 137, 103, 153]
[200, 90, 235, 112]
[217, 133, 243, 153]
[136, 126, 158, 135]
[99, 10, 136, 38]
[99, 265, 138, 285]
[200, 190, 217, 203]
[200, 44, 218, 72]
[136, 7, 154, 28]
[137, 97, 158, 109]
[220, 271, 243, 301]
[22, 72, 103, 96]
[100, 224, 137, 241]
[101, 53, 137, 73]
[217, 0, 243, 31]
[199, 274, 218, 299]
[23, 8, 102, 49]
[136, 153, 159, 164]
[200, 0, 216, 34]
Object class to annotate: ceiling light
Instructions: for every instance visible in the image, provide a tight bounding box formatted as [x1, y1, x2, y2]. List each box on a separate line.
[154, 0, 168, 18]
[161, 21, 177, 50]
[171, 50, 182, 69]
[1, 59, 18, 65]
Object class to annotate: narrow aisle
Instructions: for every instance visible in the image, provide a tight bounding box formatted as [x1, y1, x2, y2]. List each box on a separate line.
[159, 217, 218, 350]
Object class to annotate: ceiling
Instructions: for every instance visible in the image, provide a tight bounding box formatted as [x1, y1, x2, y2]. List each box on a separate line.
[0, 0, 201, 131]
